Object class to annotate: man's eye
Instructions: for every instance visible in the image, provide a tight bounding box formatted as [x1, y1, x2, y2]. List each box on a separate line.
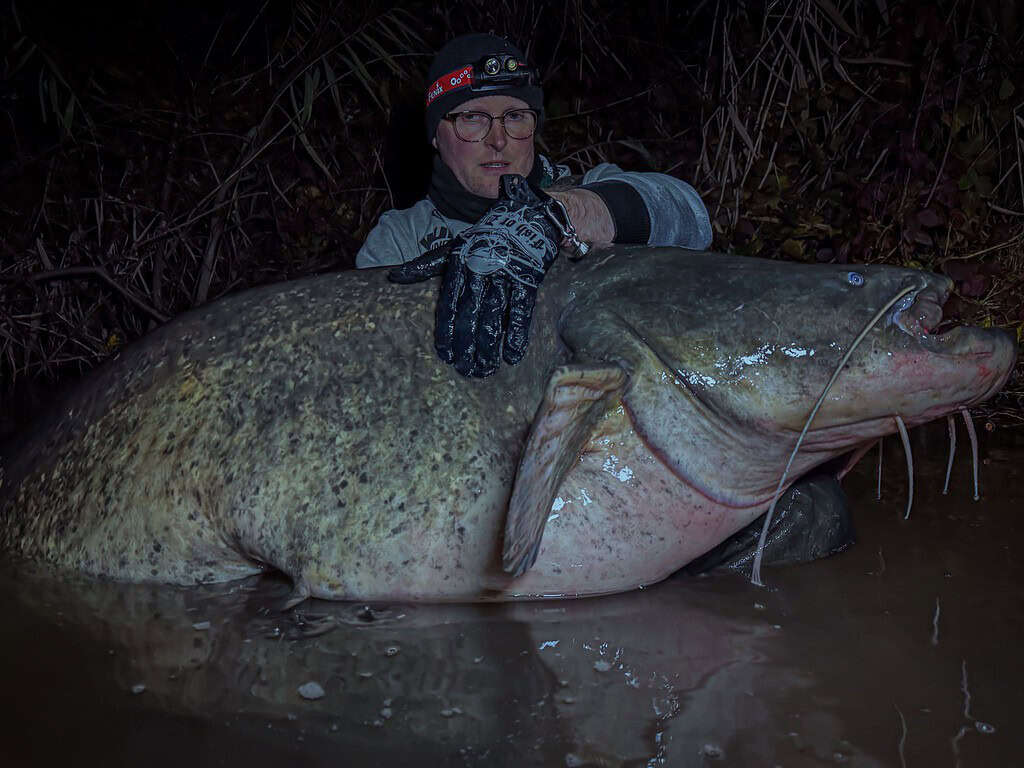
[504, 111, 526, 122]
[459, 113, 488, 124]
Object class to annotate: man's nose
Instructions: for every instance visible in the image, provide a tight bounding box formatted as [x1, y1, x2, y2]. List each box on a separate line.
[484, 118, 508, 149]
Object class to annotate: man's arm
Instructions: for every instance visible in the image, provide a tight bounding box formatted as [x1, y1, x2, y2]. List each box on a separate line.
[546, 188, 616, 246]
[549, 164, 712, 250]
[356, 217, 406, 268]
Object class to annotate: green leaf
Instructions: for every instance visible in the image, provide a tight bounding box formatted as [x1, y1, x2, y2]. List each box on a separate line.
[13, 39, 37, 75]
[322, 57, 345, 123]
[37, 72, 48, 124]
[61, 94, 75, 135]
[301, 68, 317, 125]
[342, 45, 385, 113]
[782, 239, 804, 259]
[361, 30, 404, 78]
[953, 105, 972, 134]
[298, 130, 335, 183]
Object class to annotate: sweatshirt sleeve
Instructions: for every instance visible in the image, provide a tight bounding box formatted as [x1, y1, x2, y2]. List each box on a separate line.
[578, 163, 712, 250]
[356, 211, 407, 268]
[356, 200, 453, 269]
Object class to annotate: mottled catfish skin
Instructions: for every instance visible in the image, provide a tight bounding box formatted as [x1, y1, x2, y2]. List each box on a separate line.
[0, 249, 1016, 602]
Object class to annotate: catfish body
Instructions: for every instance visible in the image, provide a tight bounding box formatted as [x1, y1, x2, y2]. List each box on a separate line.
[1, 249, 1015, 602]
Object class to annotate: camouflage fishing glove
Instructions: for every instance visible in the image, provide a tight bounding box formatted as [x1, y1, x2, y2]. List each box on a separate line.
[389, 174, 588, 378]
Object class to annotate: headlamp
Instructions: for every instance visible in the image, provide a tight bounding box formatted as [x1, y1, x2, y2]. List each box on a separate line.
[471, 53, 536, 91]
[425, 52, 540, 107]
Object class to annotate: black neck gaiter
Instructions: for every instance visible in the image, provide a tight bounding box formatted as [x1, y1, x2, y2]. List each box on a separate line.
[427, 153, 548, 223]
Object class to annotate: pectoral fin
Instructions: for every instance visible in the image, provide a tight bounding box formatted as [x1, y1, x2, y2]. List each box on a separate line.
[502, 364, 628, 577]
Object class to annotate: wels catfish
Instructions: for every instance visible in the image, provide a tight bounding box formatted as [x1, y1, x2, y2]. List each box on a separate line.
[0, 248, 1015, 604]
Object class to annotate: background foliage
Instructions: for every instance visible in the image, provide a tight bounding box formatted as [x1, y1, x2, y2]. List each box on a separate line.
[2, 0, 1023, 439]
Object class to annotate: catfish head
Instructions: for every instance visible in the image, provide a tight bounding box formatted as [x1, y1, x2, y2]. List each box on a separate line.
[551, 248, 1015, 512]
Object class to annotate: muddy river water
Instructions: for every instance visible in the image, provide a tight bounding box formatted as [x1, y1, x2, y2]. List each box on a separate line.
[2, 422, 1021, 767]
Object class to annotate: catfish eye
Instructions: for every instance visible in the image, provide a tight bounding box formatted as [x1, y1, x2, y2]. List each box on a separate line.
[847, 271, 864, 286]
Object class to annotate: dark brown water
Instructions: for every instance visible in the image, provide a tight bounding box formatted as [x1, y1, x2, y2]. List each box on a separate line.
[2, 423, 1022, 767]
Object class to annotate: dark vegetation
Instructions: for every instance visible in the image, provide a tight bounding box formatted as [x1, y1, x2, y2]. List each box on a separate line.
[2, 0, 1023, 440]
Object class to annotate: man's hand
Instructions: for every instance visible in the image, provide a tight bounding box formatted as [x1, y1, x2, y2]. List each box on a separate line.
[389, 174, 566, 377]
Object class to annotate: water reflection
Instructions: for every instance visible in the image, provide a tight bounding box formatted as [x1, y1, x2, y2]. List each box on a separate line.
[3, 563, 817, 766]
[2, 422, 1021, 766]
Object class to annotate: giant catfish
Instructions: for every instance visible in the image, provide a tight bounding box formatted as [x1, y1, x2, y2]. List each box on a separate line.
[0, 248, 1015, 604]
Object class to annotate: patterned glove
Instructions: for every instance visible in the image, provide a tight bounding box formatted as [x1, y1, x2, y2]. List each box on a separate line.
[390, 174, 588, 378]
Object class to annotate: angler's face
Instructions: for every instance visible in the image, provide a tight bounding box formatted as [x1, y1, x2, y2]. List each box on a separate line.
[433, 94, 536, 199]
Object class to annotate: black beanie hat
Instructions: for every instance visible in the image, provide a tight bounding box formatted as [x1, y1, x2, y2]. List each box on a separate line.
[425, 33, 544, 141]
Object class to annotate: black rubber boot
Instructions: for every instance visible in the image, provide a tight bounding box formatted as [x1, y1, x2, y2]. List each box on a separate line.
[684, 472, 854, 574]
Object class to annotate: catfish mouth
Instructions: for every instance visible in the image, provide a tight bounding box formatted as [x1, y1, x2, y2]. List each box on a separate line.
[799, 279, 1015, 436]
[891, 284, 980, 352]
[861, 279, 1016, 416]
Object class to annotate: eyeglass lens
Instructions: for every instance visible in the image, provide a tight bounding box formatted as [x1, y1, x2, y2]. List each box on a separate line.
[453, 110, 536, 141]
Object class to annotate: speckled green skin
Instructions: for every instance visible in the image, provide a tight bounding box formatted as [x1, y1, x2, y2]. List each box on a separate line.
[0, 262, 565, 600]
[0, 248, 1015, 601]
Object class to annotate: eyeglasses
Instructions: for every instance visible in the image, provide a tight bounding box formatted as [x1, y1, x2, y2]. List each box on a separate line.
[443, 108, 538, 142]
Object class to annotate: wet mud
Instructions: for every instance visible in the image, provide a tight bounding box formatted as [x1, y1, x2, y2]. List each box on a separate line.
[2, 421, 1021, 767]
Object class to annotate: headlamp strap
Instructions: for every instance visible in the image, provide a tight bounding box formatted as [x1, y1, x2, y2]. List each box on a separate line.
[426, 65, 474, 108]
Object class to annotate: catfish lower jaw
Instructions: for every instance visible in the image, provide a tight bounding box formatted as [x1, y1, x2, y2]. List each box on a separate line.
[915, 324, 1012, 361]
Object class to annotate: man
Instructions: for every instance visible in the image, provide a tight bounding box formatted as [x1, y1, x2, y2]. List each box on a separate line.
[357, 33, 711, 378]
[357, 33, 853, 573]
[358, 33, 711, 273]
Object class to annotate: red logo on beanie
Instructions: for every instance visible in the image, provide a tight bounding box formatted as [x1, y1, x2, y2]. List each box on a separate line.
[425, 65, 474, 107]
